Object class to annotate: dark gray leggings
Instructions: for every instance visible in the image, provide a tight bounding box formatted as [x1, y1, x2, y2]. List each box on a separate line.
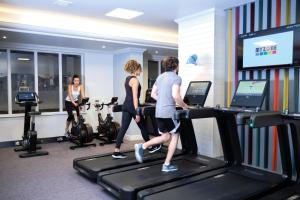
[115, 111, 150, 149]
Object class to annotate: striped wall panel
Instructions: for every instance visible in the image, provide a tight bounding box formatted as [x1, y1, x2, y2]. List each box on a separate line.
[225, 0, 300, 172]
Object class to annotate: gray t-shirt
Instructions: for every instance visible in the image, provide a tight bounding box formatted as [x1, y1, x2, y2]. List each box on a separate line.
[154, 71, 182, 118]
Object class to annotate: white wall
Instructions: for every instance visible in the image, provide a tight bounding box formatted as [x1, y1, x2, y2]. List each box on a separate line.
[83, 52, 114, 132]
[176, 8, 225, 157]
[0, 43, 114, 142]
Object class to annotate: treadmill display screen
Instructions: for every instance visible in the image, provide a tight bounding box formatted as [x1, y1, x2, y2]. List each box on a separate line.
[231, 80, 267, 108]
[184, 81, 212, 106]
[17, 92, 36, 102]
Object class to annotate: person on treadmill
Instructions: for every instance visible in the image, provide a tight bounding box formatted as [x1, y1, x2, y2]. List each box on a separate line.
[64, 74, 86, 137]
[135, 56, 188, 172]
[112, 60, 161, 159]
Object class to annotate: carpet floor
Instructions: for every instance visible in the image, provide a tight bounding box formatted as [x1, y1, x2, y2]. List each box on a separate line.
[0, 139, 139, 200]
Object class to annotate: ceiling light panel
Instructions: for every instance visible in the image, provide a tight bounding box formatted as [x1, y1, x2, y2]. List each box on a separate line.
[105, 8, 143, 20]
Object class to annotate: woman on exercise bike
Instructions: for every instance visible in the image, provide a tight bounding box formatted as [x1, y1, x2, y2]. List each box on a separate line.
[112, 60, 161, 159]
[64, 74, 86, 137]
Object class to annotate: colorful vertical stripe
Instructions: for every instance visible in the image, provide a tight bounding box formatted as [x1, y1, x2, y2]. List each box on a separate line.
[227, 10, 233, 107]
[225, 0, 299, 172]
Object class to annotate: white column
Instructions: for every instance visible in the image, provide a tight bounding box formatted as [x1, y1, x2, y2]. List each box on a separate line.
[175, 8, 225, 157]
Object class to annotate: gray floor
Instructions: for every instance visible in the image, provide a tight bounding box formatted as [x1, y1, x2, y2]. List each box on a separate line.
[0, 140, 138, 200]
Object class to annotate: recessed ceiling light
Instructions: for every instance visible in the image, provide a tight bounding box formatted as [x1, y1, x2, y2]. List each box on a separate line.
[105, 8, 143, 20]
[102, 45, 106, 49]
[2, 35, 7, 39]
[17, 57, 30, 61]
[155, 50, 159, 54]
[54, 0, 73, 7]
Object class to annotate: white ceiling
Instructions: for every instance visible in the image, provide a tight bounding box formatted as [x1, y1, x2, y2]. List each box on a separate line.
[0, 0, 254, 55]
[1, 0, 254, 31]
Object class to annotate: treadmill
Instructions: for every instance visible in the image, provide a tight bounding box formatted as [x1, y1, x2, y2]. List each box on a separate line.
[97, 81, 234, 200]
[137, 80, 291, 200]
[73, 81, 211, 182]
[73, 103, 178, 181]
[248, 112, 300, 200]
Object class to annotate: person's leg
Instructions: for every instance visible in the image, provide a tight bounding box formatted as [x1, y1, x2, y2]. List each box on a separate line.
[114, 111, 132, 152]
[135, 133, 170, 163]
[142, 133, 170, 149]
[164, 133, 179, 165]
[135, 116, 150, 142]
[65, 101, 74, 133]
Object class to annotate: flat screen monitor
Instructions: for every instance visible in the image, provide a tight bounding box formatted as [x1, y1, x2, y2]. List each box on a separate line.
[184, 81, 212, 106]
[230, 80, 267, 108]
[16, 92, 36, 102]
[237, 23, 300, 69]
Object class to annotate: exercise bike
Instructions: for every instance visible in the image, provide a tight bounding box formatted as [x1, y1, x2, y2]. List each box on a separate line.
[14, 92, 49, 158]
[94, 97, 120, 146]
[68, 98, 96, 150]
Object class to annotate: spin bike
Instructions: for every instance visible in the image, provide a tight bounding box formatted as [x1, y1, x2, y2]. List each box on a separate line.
[94, 97, 120, 146]
[68, 98, 96, 150]
[14, 92, 49, 158]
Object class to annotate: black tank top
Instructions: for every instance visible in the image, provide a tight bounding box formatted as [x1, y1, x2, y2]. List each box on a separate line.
[123, 76, 141, 114]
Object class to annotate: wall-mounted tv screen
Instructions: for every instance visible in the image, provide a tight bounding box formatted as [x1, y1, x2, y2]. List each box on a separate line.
[237, 23, 300, 70]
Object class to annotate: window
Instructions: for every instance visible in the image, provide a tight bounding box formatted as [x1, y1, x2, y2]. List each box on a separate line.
[38, 53, 59, 112]
[0, 49, 82, 115]
[62, 54, 81, 109]
[0, 50, 8, 114]
[11, 51, 34, 113]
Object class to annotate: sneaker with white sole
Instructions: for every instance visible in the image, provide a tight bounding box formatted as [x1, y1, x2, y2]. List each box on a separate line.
[112, 152, 127, 159]
[162, 164, 178, 172]
[148, 144, 162, 154]
[135, 143, 144, 163]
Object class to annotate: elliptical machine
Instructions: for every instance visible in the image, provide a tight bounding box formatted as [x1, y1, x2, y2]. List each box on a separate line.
[14, 92, 49, 158]
[94, 97, 120, 146]
[68, 98, 96, 150]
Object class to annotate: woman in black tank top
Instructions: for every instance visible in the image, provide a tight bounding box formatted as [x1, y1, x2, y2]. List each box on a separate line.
[112, 60, 159, 159]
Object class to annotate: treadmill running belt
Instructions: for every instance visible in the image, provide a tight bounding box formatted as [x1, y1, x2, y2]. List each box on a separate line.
[74, 150, 168, 180]
[142, 172, 273, 200]
[98, 157, 207, 199]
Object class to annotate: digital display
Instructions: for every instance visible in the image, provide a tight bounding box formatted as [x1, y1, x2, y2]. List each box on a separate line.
[184, 81, 211, 106]
[236, 81, 267, 96]
[237, 23, 300, 70]
[17, 92, 36, 102]
[243, 31, 294, 68]
[186, 82, 210, 95]
[231, 80, 267, 108]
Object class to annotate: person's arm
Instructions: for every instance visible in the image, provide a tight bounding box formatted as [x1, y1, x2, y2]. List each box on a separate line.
[172, 84, 188, 109]
[151, 85, 158, 100]
[80, 84, 86, 99]
[68, 85, 77, 107]
[130, 78, 141, 122]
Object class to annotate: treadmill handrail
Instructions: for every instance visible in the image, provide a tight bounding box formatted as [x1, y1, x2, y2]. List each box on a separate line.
[112, 104, 122, 112]
[249, 111, 283, 128]
[247, 111, 293, 179]
[174, 107, 216, 120]
[236, 111, 279, 126]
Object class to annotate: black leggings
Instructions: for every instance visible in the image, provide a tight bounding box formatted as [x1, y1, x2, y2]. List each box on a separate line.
[65, 100, 79, 122]
[115, 111, 150, 149]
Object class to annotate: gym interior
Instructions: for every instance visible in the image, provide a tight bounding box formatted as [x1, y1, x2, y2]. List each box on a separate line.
[1, 0, 300, 200]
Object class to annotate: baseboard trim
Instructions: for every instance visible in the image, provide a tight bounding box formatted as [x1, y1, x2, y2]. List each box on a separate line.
[0, 136, 64, 148]
[124, 134, 143, 141]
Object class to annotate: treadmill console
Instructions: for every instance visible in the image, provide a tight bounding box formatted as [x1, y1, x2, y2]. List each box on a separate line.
[230, 80, 267, 109]
[183, 81, 212, 107]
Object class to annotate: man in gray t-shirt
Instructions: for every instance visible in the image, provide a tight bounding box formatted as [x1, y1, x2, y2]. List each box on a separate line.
[135, 56, 188, 172]
[155, 71, 182, 119]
